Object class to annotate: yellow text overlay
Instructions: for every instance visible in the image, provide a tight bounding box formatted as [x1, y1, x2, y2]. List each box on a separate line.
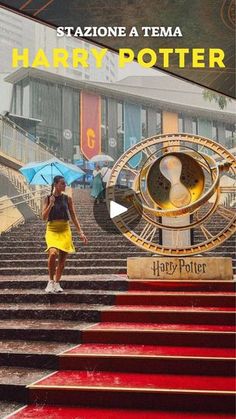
[12, 48, 225, 69]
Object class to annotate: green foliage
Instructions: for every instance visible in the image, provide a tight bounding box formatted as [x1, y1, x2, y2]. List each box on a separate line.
[203, 90, 231, 110]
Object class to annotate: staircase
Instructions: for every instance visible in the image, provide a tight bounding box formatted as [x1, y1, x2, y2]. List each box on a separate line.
[0, 189, 235, 418]
[0, 189, 235, 276]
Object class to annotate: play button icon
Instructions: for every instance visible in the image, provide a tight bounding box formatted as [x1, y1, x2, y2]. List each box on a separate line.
[110, 201, 128, 219]
[93, 186, 143, 234]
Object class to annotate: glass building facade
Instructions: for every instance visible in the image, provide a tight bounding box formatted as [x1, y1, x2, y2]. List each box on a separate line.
[8, 73, 235, 163]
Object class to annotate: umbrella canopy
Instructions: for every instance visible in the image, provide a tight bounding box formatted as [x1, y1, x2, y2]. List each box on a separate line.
[19, 158, 85, 185]
[90, 154, 114, 163]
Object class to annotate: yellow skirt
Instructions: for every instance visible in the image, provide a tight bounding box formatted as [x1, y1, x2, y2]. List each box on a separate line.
[45, 220, 75, 253]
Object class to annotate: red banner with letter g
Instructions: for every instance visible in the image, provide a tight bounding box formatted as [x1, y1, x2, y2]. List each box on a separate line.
[80, 91, 101, 160]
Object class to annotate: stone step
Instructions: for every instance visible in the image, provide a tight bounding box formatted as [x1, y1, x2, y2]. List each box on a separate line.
[6, 216, 230, 224]
[1, 254, 235, 264]
[0, 303, 234, 325]
[0, 342, 234, 384]
[0, 277, 234, 292]
[4, 229, 123, 235]
[2, 231, 234, 245]
[0, 280, 127, 291]
[0, 290, 115, 305]
[0, 252, 148, 260]
[27, 369, 235, 412]
[1, 265, 235, 276]
[1, 227, 234, 237]
[11, 228, 230, 237]
[0, 245, 140, 252]
[2, 227, 234, 236]
[22, 213, 233, 219]
[0, 259, 127, 268]
[6, 405, 236, 419]
[59, 343, 235, 376]
[0, 319, 234, 348]
[0, 238, 234, 249]
[82, 323, 235, 347]
[0, 366, 52, 403]
[0, 289, 234, 307]
[0, 248, 234, 257]
[0, 303, 105, 322]
[6, 238, 234, 246]
[0, 238, 134, 245]
[1, 259, 236, 270]
[0, 340, 72, 369]
[1, 267, 235, 276]
[0, 401, 24, 419]
[0, 252, 235, 261]
[6, 224, 234, 231]
[0, 319, 94, 342]
[0, 246, 234, 256]
[0, 267, 127, 275]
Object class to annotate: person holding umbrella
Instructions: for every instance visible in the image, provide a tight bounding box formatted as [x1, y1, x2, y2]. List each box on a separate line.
[42, 175, 88, 292]
[90, 164, 104, 204]
[20, 158, 88, 293]
[89, 154, 114, 203]
[100, 161, 112, 199]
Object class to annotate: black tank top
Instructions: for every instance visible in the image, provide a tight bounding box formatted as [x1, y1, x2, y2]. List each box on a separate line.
[48, 194, 70, 221]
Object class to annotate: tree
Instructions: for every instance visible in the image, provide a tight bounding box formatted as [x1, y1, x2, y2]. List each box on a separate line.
[203, 90, 231, 110]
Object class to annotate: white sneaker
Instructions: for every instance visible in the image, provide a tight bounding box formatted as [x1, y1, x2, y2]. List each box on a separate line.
[54, 282, 63, 293]
[45, 280, 55, 293]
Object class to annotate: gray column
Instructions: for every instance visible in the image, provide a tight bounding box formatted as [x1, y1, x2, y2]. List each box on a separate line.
[184, 116, 192, 134]
[107, 98, 119, 160]
[217, 122, 226, 146]
[62, 86, 74, 161]
[147, 108, 157, 136]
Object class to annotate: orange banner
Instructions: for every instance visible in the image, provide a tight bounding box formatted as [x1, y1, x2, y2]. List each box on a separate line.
[80, 92, 101, 160]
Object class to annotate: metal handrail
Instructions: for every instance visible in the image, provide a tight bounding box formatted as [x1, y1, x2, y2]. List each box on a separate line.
[2, 216, 25, 234]
[0, 187, 50, 204]
[0, 165, 35, 193]
[0, 114, 58, 156]
[0, 115, 55, 164]
[0, 163, 50, 214]
[0, 189, 50, 212]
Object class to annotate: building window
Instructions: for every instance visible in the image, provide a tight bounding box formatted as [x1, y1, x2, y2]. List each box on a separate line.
[156, 111, 162, 134]
[192, 119, 198, 135]
[15, 83, 22, 115]
[212, 121, 218, 141]
[101, 97, 108, 152]
[117, 101, 124, 133]
[22, 81, 30, 118]
[141, 107, 148, 139]
[117, 101, 124, 154]
[225, 123, 236, 149]
[178, 114, 185, 132]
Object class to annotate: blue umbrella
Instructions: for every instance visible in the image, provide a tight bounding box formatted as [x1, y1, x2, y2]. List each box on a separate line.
[19, 158, 85, 185]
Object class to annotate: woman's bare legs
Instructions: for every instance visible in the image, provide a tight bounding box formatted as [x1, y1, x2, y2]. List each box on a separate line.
[55, 250, 68, 282]
[48, 247, 58, 280]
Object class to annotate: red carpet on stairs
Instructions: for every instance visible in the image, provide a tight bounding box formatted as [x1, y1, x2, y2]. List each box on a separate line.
[7, 405, 236, 419]
[7, 278, 236, 418]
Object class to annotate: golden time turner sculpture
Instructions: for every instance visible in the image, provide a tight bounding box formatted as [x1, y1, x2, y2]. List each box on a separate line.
[106, 133, 236, 280]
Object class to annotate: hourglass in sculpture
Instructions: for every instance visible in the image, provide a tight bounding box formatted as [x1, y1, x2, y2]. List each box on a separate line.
[159, 155, 192, 208]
